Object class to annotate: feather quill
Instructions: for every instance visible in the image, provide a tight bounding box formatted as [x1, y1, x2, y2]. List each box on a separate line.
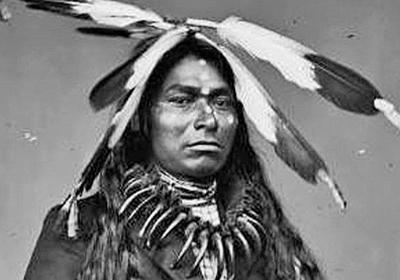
[216, 16, 389, 118]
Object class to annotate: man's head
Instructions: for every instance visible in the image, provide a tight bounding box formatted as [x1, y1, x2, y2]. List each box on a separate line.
[138, 36, 239, 181]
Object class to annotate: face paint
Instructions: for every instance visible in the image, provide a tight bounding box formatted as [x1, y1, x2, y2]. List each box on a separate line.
[198, 59, 207, 66]
[226, 114, 236, 125]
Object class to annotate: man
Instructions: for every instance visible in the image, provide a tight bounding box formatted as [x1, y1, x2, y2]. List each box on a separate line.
[24, 35, 323, 280]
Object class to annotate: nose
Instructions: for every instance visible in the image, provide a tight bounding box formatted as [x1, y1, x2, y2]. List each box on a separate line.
[193, 99, 217, 131]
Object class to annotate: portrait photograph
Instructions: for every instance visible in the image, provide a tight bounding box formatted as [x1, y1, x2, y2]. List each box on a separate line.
[1, 0, 400, 279]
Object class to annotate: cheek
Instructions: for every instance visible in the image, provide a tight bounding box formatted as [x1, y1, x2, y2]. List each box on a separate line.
[151, 107, 188, 149]
[226, 114, 237, 127]
[219, 114, 238, 143]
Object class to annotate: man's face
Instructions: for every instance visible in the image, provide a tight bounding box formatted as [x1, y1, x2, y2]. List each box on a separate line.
[150, 55, 238, 180]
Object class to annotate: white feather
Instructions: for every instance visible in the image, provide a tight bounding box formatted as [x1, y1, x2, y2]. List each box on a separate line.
[67, 0, 166, 28]
[108, 27, 189, 148]
[221, 50, 279, 143]
[217, 16, 321, 91]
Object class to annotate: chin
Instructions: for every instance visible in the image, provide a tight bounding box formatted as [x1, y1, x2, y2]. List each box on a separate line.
[183, 158, 225, 179]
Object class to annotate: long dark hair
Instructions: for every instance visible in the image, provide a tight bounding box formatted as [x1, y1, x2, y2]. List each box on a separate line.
[80, 34, 324, 280]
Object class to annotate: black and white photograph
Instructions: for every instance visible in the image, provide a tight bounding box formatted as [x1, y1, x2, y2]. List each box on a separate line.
[1, 0, 400, 279]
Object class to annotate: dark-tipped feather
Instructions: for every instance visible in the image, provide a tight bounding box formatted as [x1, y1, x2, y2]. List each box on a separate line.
[273, 105, 326, 183]
[24, 0, 168, 37]
[25, 0, 91, 20]
[217, 17, 384, 116]
[274, 106, 347, 209]
[89, 57, 136, 112]
[89, 35, 159, 111]
[306, 54, 382, 115]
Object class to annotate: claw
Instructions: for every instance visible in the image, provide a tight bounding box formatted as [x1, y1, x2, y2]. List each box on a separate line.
[232, 227, 252, 267]
[211, 231, 225, 280]
[244, 209, 263, 220]
[123, 178, 144, 196]
[237, 216, 263, 256]
[127, 193, 158, 221]
[243, 213, 267, 236]
[146, 206, 185, 248]
[170, 220, 199, 269]
[119, 185, 154, 215]
[159, 212, 188, 242]
[122, 170, 140, 184]
[138, 202, 164, 239]
[122, 166, 142, 182]
[187, 227, 210, 278]
[122, 168, 158, 197]
[293, 256, 302, 279]
[223, 234, 235, 280]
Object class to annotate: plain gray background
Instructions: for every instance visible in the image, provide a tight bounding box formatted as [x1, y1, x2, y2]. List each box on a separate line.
[1, 0, 400, 279]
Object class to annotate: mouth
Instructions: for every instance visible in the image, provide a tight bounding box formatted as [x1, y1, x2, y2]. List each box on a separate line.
[188, 141, 221, 147]
[187, 141, 222, 151]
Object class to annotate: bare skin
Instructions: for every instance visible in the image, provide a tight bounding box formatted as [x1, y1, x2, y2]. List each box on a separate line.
[150, 56, 238, 182]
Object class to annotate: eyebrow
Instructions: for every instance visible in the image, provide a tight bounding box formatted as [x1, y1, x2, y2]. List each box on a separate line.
[165, 84, 233, 97]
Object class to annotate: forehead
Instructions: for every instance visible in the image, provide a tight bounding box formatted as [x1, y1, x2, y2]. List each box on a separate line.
[161, 55, 230, 93]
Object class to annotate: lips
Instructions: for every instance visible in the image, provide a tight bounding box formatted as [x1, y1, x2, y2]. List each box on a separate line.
[187, 141, 222, 152]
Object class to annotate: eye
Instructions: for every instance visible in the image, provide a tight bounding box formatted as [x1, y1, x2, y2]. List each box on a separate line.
[213, 96, 234, 110]
[168, 94, 193, 106]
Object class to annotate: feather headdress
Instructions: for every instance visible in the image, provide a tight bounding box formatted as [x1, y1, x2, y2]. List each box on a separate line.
[23, 0, 399, 237]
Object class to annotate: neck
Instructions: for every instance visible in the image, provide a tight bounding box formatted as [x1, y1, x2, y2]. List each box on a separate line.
[155, 164, 216, 190]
